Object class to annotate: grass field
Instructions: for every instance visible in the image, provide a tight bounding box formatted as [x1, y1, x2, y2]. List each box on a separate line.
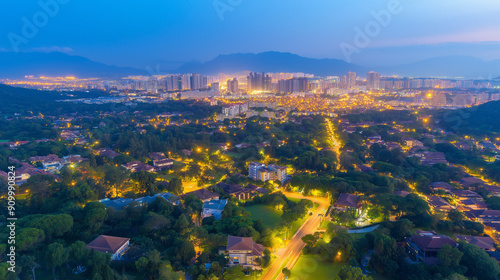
[290, 256, 344, 279]
[290, 255, 389, 280]
[244, 204, 283, 228]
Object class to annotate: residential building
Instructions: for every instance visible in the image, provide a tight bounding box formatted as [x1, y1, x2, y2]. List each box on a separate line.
[224, 236, 264, 269]
[333, 193, 361, 212]
[366, 71, 381, 90]
[247, 72, 272, 91]
[181, 188, 220, 202]
[217, 183, 251, 200]
[227, 78, 239, 93]
[249, 162, 266, 181]
[456, 235, 495, 251]
[406, 230, 457, 265]
[122, 161, 155, 172]
[86, 235, 130, 261]
[248, 162, 288, 184]
[202, 199, 228, 220]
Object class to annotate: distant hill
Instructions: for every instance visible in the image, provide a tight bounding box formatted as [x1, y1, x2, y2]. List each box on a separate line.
[1, 51, 500, 79]
[0, 52, 145, 79]
[175, 51, 366, 76]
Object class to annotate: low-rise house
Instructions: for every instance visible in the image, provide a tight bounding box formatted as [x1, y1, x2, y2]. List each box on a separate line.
[29, 154, 63, 172]
[14, 163, 52, 185]
[86, 235, 130, 261]
[99, 198, 135, 210]
[202, 199, 228, 220]
[181, 188, 220, 202]
[429, 182, 454, 193]
[394, 190, 410, 197]
[461, 199, 488, 210]
[153, 158, 174, 170]
[460, 177, 486, 188]
[413, 151, 449, 166]
[217, 183, 251, 200]
[484, 185, 500, 197]
[427, 196, 454, 211]
[333, 193, 361, 213]
[96, 148, 121, 159]
[63, 155, 87, 166]
[122, 161, 155, 172]
[245, 184, 268, 196]
[450, 189, 483, 201]
[223, 236, 264, 269]
[406, 230, 457, 264]
[456, 235, 495, 251]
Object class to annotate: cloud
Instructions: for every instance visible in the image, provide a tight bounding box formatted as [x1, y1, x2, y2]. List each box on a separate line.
[31, 46, 74, 53]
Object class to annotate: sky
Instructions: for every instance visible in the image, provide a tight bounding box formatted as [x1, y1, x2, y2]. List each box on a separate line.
[1, 0, 500, 69]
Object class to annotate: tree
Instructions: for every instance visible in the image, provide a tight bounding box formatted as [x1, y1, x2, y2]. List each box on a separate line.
[282, 267, 291, 279]
[82, 202, 108, 234]
[46, 242, 68, 280]
[28, 214, 74, 240]
[223, 265, 245, 279]
[135, 257, 149, 272]
[17, 227, 45, 251]
[389, 219, 414, 241]
[69, 241, 88, 264]
[334, 265, 372, 280]
[131, 171, 158, 195]
[159, 261, 184, 280]
[438, 244, 463, 267]
[459, 241, 500, 280]
[143, 212, 171, 233]
[448, 209, 465, 223]
[20, 255, 40, 280]
[103, 165, 128, 197]
[272, 196, 286, 210]
[168, 177, 183, 195]
[302, 233, 320, 247]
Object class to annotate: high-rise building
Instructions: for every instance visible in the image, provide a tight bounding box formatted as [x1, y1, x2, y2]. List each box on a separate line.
[339, 76, 348, 89]
[278, 77, 309, 93]
[211, 82, 220, 91]
[347, 71, 357, 89]
[247, 72, 272, 92]
[431, 92, 447, 107]
[190, 74, 207, 90]
[366, 71, 381, 90]
[227, 78, 239, 93]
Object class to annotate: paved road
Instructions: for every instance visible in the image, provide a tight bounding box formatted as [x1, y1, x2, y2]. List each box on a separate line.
[347, 224, 379, 233]
[261, 192, 330, 280]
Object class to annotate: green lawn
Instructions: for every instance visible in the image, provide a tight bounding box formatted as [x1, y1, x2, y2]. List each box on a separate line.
[290, 256, 344, 279]
[290, 255, 390, 280]
[244, 204, 283, 228]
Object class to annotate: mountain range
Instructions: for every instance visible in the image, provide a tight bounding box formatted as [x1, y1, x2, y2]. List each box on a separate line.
[1, 51, 500, 79]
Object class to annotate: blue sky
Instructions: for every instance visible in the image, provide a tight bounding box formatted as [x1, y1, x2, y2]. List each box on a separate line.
[1, 0, 500, 69]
